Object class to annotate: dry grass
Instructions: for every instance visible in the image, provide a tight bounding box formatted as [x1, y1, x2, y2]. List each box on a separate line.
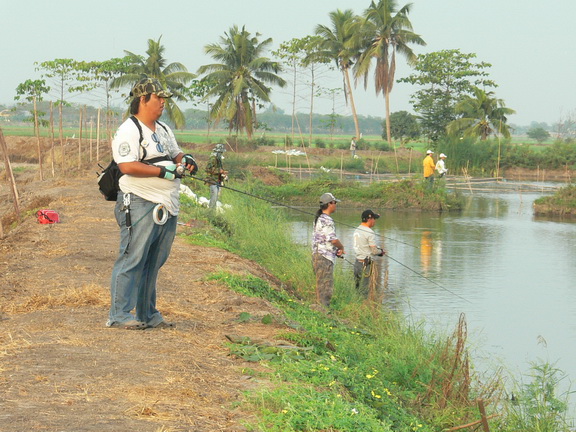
[6, 284, 109, 314]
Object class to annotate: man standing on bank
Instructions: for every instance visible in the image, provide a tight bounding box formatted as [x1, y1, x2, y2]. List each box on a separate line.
[423, 149, 436, 187]
[107, 77, 198, 330]
[353, 210, 386, 295]
[436, 153, 448, 178]
[312, 193, 344, 308]
[205, 143, 228, 210]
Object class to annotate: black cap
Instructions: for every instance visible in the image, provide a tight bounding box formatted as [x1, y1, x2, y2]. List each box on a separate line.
[362, 209, 380, 221]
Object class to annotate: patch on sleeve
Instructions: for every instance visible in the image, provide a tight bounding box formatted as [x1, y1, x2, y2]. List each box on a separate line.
[118, 142, 131, 157]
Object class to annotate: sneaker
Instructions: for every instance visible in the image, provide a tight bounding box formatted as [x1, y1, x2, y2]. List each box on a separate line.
[149, 320, 176, 329]
[107, 320, 148, 330]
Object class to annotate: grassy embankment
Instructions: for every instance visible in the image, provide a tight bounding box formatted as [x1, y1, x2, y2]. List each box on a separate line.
[177, 178, 490, 431]
[533, 185, 576, 217]
[177, 177, 575, 431]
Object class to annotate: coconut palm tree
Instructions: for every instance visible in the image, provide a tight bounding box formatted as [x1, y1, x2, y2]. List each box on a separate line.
[355, 0, 425, 145]
[197, 25, 286, 139]
[314, 9, 363, 141]
[447, 87, 516, 140]
[111, 36, 195, 129]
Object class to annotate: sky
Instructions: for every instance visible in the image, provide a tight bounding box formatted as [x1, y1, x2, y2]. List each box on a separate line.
[2, 0, 575, 127]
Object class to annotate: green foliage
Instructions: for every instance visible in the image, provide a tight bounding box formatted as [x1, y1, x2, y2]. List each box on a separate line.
[111, 36, 196, 129]
[354, 0, 425, 144]
[527, 127, 551, 143]
[387, 111, 421, 144]
[447, 87, 515, 140]
[197, 25, 286, 139]
[496, 361, 574, 431]
[399, 49, 496, 142]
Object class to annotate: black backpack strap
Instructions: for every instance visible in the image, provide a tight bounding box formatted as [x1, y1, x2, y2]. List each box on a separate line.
[156, 120, 169, 134]
[129, 115, 147, 161]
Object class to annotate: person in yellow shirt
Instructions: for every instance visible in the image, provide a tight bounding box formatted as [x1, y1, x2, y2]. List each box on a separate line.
[423, 150, 436, 187]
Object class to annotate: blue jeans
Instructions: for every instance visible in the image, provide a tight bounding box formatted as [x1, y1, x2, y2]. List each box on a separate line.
[209, 184, 220, 209]
[107, 193, 177, 326]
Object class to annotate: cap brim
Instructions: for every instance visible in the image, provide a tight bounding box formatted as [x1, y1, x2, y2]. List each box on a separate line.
[156, 91, 173, 98]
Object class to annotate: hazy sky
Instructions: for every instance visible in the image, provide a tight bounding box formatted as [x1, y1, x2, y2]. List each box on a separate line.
[2, 0, 575, 126]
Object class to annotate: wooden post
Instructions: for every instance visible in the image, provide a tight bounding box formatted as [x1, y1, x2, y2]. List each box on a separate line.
[89, 115, 93, 162]
[96, 108, 101, 162]
[477, 399, 491, 432]
[50, 101, 55, 177]
[78, 106, 83, 169]
[0, 127, 20, 217]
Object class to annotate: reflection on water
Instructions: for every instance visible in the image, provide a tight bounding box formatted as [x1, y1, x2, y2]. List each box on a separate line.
[287, 188, 576, 415]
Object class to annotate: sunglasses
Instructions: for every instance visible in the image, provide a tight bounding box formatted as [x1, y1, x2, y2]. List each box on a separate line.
[151, 132, 164, 153]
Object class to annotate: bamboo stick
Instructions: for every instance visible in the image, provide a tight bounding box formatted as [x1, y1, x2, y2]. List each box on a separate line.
[0, 127, 20, 216]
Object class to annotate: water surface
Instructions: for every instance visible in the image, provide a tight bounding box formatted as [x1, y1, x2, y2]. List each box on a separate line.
[288, 187, 576, 405]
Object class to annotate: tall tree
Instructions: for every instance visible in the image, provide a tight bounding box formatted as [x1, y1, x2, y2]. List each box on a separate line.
[14, 79, 50, 180]
[447, 87, 515, 140]
[314, 9, 363, 141]
[355, 0, 425, 144]
[197, 25, 286, 139]
[35, 58, 88, 170]
[112, 36, 195, 129]
[399, 49, 496, 142]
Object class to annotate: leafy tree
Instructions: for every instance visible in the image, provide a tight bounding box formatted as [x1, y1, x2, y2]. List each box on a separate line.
[355, 0, 425, 145]
[14, 79, 50, 179]
[387, 110, 420, 144]
[198, 25, 286, 139]
[35, 58, 90, 170]
[274, 35, 329, 145]
[112, 36, 196, 129]
[314, 9, 363, 141]
[527, 127, 551, 143]
[447, 87, 515, 140]
[82, 57, 131, 138]
[399, 49, 496, 141]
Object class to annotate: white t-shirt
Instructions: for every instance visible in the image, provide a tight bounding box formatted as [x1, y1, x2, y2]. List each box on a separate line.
[312, 213, 338, 263]
[112, 117, 182, 215]
[353, 224, 379, 260]
[436, 159, 447, 175]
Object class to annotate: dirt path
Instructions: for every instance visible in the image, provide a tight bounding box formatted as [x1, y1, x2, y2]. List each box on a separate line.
[0, 174, 286, 431]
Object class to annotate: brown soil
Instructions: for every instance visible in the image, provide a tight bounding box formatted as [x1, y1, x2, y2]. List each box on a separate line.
[0, 138, 291, 431]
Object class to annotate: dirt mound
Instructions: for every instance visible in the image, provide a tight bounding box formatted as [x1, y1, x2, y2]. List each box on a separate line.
[0, 172, 288, 431]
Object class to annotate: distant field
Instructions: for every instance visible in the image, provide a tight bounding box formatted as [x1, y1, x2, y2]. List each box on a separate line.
[1, 124, 551, 151]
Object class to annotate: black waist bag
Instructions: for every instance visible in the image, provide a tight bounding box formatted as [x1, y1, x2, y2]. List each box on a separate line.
[98, 161, 123, 201]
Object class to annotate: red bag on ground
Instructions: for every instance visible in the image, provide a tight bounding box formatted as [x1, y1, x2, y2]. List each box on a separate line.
[36, 210, 60, 224]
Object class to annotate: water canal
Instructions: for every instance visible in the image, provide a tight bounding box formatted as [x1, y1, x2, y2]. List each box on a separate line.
[287, 182, 576, 410]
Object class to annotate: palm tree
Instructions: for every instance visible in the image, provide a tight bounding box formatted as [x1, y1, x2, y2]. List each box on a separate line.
[197, 25, 286, 139]
[447, 87, 516, 140]
[355, 0, 425, 145]
[112, 36, 195, 129]
[314, 9, 363, 141]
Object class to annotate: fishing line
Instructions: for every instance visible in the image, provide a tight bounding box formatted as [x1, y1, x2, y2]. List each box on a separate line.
[185, 174, 417, 248]
[340, 254, 470, 304]
[185, 174, 469, 303]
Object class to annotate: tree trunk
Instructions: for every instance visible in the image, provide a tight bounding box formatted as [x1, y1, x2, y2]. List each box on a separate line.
[33, 96, 44, 181]
[343, 68, 361, 142]
[78, 107, 83, 169]
[59, 102, 64, 171]
[308, 64, 315, 148]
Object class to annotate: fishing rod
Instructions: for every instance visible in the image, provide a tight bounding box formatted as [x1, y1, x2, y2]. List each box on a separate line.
[185, 174, 470, 304]
[184, 174, 418, 249]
